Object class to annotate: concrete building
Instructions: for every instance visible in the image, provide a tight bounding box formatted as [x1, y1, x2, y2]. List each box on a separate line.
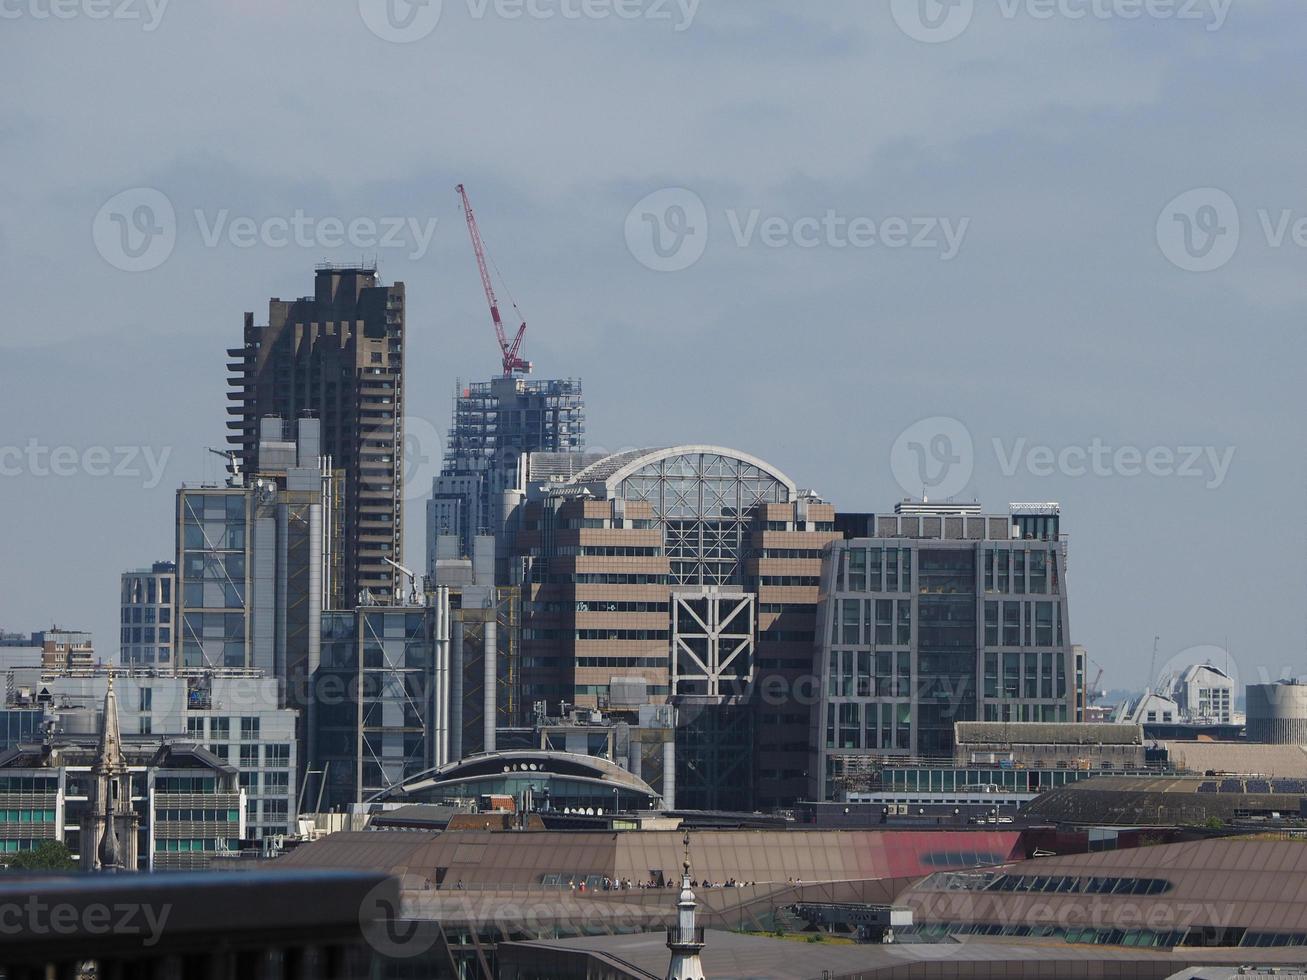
[0, 670, 297, 839]
[25, 630, 96, 672]
[1246, 680, 1307, 744]
[0, 680, 246, 870]
[1172, 664, 1235, 725]
[227, 264, 405, 603]
[427, 376, 586, 572]
[510, 446, 838, 810]
[812, 502, 1075, 800]
[119, 562, 175, 667]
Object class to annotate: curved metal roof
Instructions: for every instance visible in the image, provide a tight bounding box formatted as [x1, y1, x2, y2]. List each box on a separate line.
[368, 750, 659, 802]
[571, 445, 798, 497]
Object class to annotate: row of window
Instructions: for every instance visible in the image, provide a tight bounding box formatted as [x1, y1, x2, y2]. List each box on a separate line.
[982, 546, 1059, 595]
[759, 576, 821, 587]
[122, 605, 172, 624]
[185, 717, 264, 739]
[155, 808, 240, 823]
[835, 547, 914, 594]
[983, 650, 1068, 700]
[122, 576, 172, 605]
[902, 922, 1183, 948]
[984, 600, 1065, 648]
[121, 626, 171, 644]
[985, 874, 1171, 896]
[155, 776, 216, 793]
[553, 546, 662, 557]
[828, 649, 913, 699]
[0, 776, 58, 794]
[0, 809, 56, 824]
[155, 839, 240, 852]
[577, 657, 665, 668]
[825, 700, 913, 750]
[576, 630, 668, 641]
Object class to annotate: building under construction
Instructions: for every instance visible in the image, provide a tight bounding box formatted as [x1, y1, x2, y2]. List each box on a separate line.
[426, 376, 586, 570]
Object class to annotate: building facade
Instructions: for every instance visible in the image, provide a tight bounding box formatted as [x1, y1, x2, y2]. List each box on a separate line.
[812, 502, 1075, 800]
[119, 562, 175, 667]
[5, 671, 297, 840]
[312, 602, 448, 811]
[510, 446, 837, 810]
[228, 264, 404, 604]
[0, 686, 246, 870]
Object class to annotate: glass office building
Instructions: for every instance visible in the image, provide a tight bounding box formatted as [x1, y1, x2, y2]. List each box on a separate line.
[813, 502, 1074, 800]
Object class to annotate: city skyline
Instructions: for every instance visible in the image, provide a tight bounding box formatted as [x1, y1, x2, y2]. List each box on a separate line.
[2, 1, 1304, 695]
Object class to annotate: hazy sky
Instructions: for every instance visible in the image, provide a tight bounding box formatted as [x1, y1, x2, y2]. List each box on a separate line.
[2, 0, 1302, 693]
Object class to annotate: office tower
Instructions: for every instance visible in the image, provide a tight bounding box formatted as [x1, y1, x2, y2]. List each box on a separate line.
[312, 599, 448, 811]
[811, 502, 1075, 801]
[510, 445, 837, 811]
[119, 561, 175, 667]
[427, 376, 585, 573]
[228, 264, 405, 604]
[176, 418, 336, 679]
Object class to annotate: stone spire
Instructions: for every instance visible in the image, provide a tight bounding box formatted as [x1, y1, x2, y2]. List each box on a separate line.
[92, 674, 129, 872]
[666, 832, 706, 980]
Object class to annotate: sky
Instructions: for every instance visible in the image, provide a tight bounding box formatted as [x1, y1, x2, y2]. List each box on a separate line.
[1, 0, 1303, 693]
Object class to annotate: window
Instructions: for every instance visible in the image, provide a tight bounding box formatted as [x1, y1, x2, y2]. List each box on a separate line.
[240, 717, 260, 740]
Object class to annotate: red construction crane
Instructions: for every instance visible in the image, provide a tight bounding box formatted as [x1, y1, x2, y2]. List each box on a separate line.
[456, 183, 532, 377]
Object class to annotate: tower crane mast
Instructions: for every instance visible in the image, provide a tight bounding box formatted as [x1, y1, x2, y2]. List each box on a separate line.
[456, 183, 531, 378]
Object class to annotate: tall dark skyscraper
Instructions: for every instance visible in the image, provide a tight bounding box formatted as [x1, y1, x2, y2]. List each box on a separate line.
[228, 264, 405, 603]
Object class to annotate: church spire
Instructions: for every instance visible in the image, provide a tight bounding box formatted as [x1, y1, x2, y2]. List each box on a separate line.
[666, 832, 706, 980]
[93, 673, 128, 872]
[93, 672, 127, 779]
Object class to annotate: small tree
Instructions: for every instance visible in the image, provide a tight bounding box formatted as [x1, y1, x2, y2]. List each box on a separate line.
[4, 840, 76, 872]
